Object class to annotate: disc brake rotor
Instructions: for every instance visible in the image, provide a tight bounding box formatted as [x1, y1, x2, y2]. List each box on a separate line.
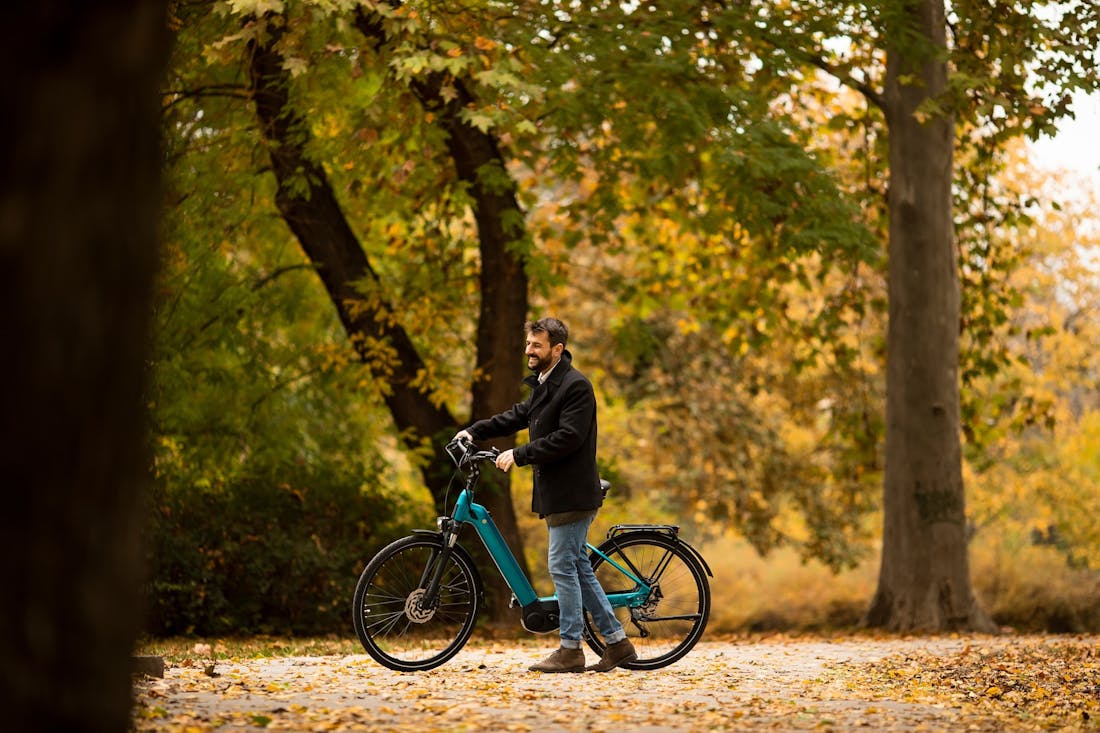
[404, 588, 436, 623]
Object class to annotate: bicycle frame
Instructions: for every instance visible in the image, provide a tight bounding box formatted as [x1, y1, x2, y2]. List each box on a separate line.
[450, 487, 652, 610]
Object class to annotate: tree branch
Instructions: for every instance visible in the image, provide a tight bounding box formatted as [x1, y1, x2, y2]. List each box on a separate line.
[756, 30, 885, 111]
[162, 83, 249, 112]
[804, 54, 885, 112]
[251, 263, 318, 291]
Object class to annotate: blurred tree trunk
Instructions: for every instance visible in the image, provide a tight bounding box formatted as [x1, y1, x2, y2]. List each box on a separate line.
[0, 1, 167, 731]
[866, 0, 996, 632]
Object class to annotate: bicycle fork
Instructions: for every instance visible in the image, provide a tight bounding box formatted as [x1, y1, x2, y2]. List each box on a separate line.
[413, 519, 463, 619]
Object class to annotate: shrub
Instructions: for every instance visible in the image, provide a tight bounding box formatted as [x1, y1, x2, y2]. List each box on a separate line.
[145, 465, 428, 636]
[971, 535, 1100, 633]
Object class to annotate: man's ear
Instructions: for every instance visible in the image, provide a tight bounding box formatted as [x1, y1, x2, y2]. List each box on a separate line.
[553, 342, 564, 358]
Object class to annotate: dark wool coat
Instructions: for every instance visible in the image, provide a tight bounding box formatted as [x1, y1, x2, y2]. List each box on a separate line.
[466, 350, 602, 516]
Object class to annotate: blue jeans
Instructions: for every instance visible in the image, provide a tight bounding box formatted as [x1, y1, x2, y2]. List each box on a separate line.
[547, 514, 627, 649]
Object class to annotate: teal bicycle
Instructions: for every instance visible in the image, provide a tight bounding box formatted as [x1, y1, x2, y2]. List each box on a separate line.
[352, 438, 712, 671]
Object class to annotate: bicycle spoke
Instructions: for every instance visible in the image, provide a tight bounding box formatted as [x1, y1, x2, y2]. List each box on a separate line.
[367, 609, 409, 638]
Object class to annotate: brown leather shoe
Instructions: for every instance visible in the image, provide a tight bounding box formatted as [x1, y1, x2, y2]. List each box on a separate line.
[586, 639, 637, 672]
[528, 646, 586, 673]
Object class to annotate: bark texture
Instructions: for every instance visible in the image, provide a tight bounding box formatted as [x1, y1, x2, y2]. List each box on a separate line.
[866, 0, 995, 632]
[0, 1, 167, 730]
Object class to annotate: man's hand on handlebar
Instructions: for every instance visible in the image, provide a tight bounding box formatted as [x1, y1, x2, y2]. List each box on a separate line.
[448, 430, 511, 471]
[495, 449, 515, 473]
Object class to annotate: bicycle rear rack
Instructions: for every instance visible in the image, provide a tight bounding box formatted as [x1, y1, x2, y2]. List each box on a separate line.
[606, 524, 680, 539]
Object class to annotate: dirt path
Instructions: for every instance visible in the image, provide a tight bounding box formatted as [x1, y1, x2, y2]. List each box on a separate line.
[132, 636, 1086, 731]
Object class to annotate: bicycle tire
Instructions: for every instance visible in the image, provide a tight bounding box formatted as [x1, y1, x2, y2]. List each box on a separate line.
[352, 534, 482, 671]
[584, 531, 710, 670]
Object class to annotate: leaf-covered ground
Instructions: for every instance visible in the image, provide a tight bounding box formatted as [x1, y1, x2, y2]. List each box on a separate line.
[133, 634, 1098, 731]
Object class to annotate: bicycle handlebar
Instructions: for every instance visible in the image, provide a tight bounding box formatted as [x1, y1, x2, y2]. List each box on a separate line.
[445, 437, 500, 468]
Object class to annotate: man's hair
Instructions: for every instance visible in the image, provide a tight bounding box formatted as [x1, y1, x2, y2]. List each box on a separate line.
[526, 317, 569, 347]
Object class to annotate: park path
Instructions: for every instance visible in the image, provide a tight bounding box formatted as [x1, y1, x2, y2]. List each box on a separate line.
[132, 636, 1045, 731]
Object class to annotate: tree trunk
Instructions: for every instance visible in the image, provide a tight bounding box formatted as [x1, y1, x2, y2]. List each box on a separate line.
[430, 61, 532, 622]
[247, 17, 531, 619]
[0, 2, 167, 730]
[351, 10, 532, 595]
[866, 0, 996, 632]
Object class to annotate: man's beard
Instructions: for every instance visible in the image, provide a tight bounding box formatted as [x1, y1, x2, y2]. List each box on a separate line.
[528, 354, 552, 374]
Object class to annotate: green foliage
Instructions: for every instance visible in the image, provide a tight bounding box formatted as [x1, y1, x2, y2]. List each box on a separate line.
[589, 292, 882, 571]
[146, 465, 420, 636]
[949, 0, 1100, 142]
[146, 207, 432, 634]
[955, 148, 1033, 446]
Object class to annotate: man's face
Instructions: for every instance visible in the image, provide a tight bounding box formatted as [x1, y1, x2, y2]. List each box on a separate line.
[525, 330, 562, 374]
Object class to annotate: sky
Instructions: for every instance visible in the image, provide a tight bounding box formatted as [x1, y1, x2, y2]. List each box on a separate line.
[1028, 91, 1100, 192]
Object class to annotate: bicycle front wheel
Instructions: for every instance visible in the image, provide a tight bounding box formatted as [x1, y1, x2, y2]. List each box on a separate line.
[584, 531, 710, 670]
[352, 534, 481, 671]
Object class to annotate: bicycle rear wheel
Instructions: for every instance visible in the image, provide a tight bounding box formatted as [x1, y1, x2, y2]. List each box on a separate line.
[352, 534, 481, 671]
[584, 531, 710, 669]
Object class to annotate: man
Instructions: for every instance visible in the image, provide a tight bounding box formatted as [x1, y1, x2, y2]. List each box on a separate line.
[454, 317, 636, 673]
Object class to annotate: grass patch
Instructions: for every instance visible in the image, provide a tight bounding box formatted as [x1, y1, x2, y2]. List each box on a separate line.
[136, 633, 555, 664]
[136, 636, 362, 663]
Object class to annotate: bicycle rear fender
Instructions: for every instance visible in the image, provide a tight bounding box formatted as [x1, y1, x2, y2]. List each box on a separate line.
[409, 530, 486, 601]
